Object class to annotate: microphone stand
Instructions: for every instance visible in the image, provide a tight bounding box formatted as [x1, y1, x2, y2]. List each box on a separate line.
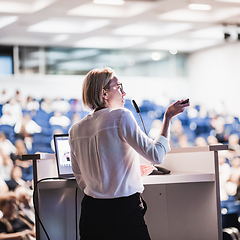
[132, 100, 147, 135]
[132, 100, 170, 175]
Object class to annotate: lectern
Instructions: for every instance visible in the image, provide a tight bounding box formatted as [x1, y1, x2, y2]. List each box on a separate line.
[24, 144, 227, 240]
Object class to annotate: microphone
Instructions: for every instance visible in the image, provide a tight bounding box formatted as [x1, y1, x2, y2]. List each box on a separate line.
[132, 100, 147, 135]
[132, 99, 171, 175]
[132, 99, 140, 113]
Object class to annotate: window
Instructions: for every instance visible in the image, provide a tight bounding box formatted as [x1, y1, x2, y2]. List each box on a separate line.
[0, 46, 13, 74]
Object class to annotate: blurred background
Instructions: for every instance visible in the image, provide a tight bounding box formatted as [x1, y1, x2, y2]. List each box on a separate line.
[1, 0, 240, 238]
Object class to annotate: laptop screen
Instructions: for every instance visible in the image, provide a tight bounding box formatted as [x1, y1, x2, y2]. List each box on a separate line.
[53, 134, 74, 178]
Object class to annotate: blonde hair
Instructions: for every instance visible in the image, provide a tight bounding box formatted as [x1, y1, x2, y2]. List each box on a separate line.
[82, 67, 115, 110]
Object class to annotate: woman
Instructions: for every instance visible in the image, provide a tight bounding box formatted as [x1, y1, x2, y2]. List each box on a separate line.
[69, 67, 189, 240]
[0, 191, 35, 240]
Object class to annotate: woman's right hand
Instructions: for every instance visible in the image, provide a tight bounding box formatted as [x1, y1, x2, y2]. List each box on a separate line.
[160, 100, 190, 139]
[165, 100, 190, 120]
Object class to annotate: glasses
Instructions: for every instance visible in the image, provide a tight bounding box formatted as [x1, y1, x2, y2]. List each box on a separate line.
[104, 82, 124, 93]
[117, 83, 123, 93]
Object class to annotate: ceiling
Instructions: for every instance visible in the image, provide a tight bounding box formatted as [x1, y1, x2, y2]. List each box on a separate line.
[1, 0, 240, 53]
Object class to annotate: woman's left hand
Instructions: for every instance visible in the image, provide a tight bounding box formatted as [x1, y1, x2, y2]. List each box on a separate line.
[140, 164, 154, 177]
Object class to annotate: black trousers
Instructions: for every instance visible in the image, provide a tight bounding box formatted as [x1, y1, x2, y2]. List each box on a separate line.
[80, 193, 151, 240]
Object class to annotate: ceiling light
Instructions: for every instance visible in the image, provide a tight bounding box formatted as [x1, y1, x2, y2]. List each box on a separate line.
[188, 4, 212, 11]
[68, 2, 153, 18]
[113, 22, 192, 36]
[151, 52, 161, 61]
[74, 36, 146, 48]
[52, 34, 69, 43]
[0, 16, 18, 29]
[127, 59, 135, 66]
[28, 18, 110, 33]
[190, 26, 225, 40]
[0, 0, 56, 13]
[93, 0, 125, 5]
[147, 39, 221, 52]
[170, 49, 178, 55]
[217, 0, 240, 2]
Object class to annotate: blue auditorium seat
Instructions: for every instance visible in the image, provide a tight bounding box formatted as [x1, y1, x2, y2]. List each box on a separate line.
[182, 125, 196, 143]
[189, 117, 211, 136]
[21, 165, 33, 182]
[39, 126, 53, 136]
[33, 109, 52, 128]
[141, 112, 155, 134]
[225, 118, 240, 135]
[124, 99, 140, 121]
[31, 142, 53, 154]
[51, 125, 69, 134]
[139, 100, 156, 112]
[0, 124, 15, 142]
[177, 110, 189, 126]
[32, 133, 52, 144]
[154, 105, 165, 120]
[0, 104, 2, 117]
[80, 110, 89, 119]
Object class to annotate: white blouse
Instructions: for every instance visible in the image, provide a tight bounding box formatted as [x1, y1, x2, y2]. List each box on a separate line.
[69, 108, 170, 199]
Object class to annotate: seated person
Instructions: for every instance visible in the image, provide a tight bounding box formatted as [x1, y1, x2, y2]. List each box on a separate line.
[51, 97, 71, 114]
[14, 114, 42, 140]
[0, 191, 35, 240]
[1, 98, 23, 126]
[49, 111, 71, 128]
[11, 139, 33, 183]
[0, 179, 8, 195]
[40, 97, 52, 114]
[0, 148, 13, 182]
[0, 132, 16, 156]
[5, 166, 30, 191]
[15, 187, 35, 223]
[24, 96, 39, 112]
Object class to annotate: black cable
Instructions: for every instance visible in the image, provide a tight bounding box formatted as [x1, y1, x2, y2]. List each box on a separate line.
[33, 177, 63, 240]
[75, 187, 78, 240]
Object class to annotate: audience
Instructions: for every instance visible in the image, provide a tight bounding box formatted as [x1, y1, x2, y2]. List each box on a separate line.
[51, 97, 70, 114]
[0, 179, 8, 195]
[0, 148, 13, 182]
[228, 133, 240, 152]
[207, 135, 219, 145]
[194, 136, 208, 147]
[0, 132, 16, 156]
[11, 140, 33, 185]
[49, 111, 71, 128]
[0, 90, 8, 105]
[14, 90, 24, 108]
[2, 90, 240, 229]
[24, 96, 39, 112]
[6, 166, 30, 191]
[40, 97, 53, 114]
[177, 134, 192, 148]
[0, 191, 35, 240]
[15, 187, 34, 223]
[14, 114, 42, 140]
[1, 98, 22, 126]
[149, 119, 162, 139]
[219, 154, 232, 201]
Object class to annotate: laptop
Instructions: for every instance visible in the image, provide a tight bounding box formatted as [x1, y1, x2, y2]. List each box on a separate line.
[53, 134, 75, 179]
